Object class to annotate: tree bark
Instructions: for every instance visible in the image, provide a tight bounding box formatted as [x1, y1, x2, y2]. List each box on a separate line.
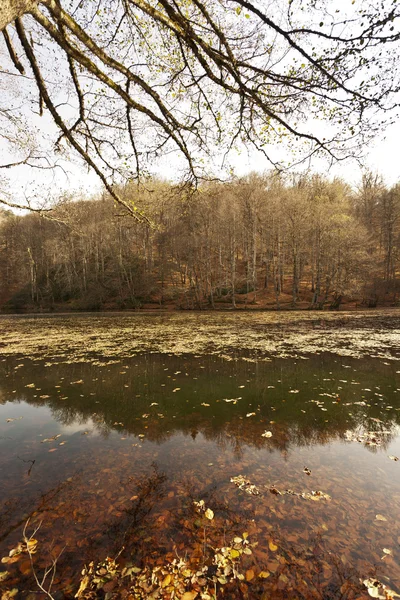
[0, 0, 39, 31]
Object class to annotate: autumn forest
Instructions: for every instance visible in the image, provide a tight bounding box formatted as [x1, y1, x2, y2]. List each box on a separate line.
[0, 171, 398, 312]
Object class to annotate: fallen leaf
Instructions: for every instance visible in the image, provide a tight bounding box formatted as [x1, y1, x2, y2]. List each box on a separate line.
[75, 575, 90, 598]
[205, 508, 214, 520]
[269, 541, 278, 552]
[258, 571, 270, 579]
[261, 431, 272, 438]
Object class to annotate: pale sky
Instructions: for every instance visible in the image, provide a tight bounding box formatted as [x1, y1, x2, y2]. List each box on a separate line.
[2, 109, 400, 209]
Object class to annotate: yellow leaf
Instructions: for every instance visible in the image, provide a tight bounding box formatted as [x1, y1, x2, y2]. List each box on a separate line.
[162, 574, 171, 588]
[205, 508, 214, 520]
[182, 569, 192, 578]
[230, 549, 240, 559]
[245, 569, 254, 581]
[27, 539, 38, 551]
[1, 588, 18, 600]
[242, 532, 248, 539]
[269, 541, 278, 552]
[181, 592, 197, 600]
[75, 575, 90, 598]
[258, 571, 270, 579]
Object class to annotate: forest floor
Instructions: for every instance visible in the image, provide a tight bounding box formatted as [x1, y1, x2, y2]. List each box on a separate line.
[1, 286, 393, 313]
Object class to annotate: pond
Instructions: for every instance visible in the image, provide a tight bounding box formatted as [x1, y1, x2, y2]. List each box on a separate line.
[1, 311, 400, 599]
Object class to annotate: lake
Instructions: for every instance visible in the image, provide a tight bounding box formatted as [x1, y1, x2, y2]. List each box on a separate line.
[1, 311, 400, 599]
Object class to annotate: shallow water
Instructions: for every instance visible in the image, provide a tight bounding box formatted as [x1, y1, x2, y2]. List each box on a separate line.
[1, 314, 400, 598]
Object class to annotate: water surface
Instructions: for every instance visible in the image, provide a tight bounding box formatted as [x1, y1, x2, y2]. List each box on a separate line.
[1, 314, 400, 598]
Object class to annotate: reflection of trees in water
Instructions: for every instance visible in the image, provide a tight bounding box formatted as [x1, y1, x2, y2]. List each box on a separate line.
[101, 464, 168, 558]
[5, 386, 400, 460]
[1, 356, 400, 457]
[0, 476, 74, 559]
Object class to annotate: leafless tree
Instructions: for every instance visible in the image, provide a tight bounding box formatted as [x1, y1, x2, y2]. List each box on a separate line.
[0, 0, 399, 218]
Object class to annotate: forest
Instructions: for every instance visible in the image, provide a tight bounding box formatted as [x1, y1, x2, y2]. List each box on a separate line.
[0, 171, 398, 312]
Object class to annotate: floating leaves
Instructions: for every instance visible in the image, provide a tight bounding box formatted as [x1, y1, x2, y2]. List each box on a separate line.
[300, 490, 331, 501]
[375, 514, 387, 521]
[223, 397, 241, 404]
[230, 475, 331, 502]
[261, 431, 272, 438]
[388, 455, 399, 461]
[344, 428, 391, 447]
[362, 578, 400, 599]
[267, 486, 331, 501]
[41, 434, 62, 443]
[381, 548, 392, 560]
[230, 475, 260, 495]
[204, 508, 214, 520]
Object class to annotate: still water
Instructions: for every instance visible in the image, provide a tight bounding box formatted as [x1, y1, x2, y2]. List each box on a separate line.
[1, 316, 400, 598]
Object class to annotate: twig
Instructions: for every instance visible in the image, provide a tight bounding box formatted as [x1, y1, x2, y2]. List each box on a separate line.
[23, 518, 65, 600]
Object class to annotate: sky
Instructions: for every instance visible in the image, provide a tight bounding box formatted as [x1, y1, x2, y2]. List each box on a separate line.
[2, 123, 400, 210]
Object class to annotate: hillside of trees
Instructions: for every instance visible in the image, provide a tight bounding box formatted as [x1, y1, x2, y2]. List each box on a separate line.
[0, 172, 399, 312]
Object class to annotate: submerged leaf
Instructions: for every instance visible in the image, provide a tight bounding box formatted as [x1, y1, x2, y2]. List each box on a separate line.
[269, 541, 278, 552]
[205, 508, 214, 520]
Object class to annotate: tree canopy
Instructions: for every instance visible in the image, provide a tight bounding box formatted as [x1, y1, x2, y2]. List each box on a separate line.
[1, 0, 400, 218]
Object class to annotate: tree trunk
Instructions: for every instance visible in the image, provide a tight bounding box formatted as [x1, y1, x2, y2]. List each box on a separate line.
[0, 0, 39, 31]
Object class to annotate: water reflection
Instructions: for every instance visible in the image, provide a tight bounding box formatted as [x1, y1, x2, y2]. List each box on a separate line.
[1, 353, 400, 597]
[1, 354, 399, 451]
